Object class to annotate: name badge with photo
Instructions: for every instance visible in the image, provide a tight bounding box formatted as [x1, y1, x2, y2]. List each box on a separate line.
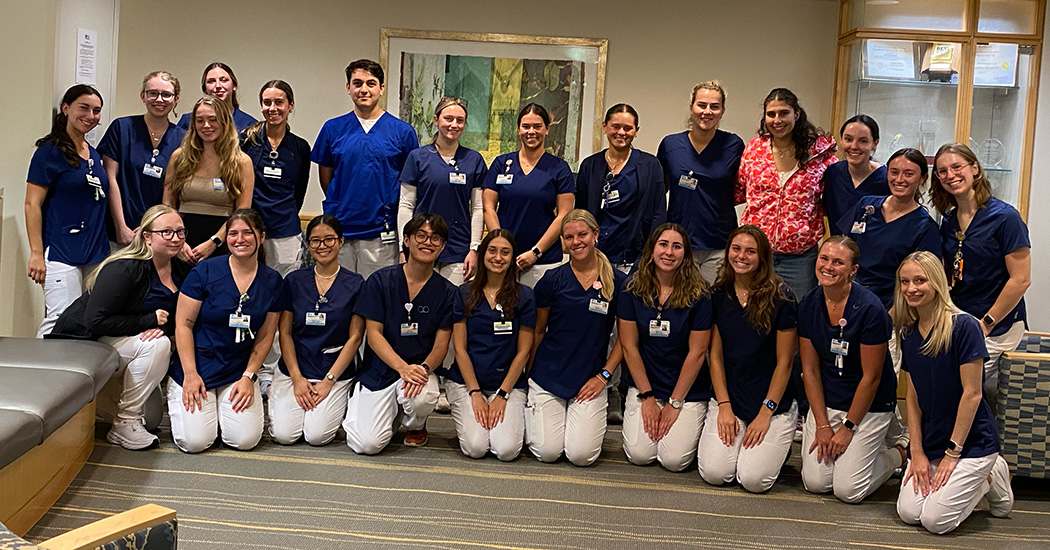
[649, 319, 671, 337]
[449, 173, 467, 185]
[305, 312, 326, 326]
[401, 322, 419, 336]
[212, 177, 225, 191]
[380, 230, 397, 244]
[229, 314, 251, 329]
[851, 221, 866, 234]
[496, 174, 513, 185]
[493, 321, 514, 335]
[263, 166, 283, 179]
[589, 299, 609, 315]
[830, 339, 849, 356]
[142, 164, 163, 178]
[678, 175, 697, 190]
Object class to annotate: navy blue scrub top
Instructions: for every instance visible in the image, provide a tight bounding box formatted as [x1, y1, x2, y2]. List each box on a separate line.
[241, 126, 312, 239]
[399, 144, 487, 263]
[901, 314, 998, 460]
[482, 151, 575, 265]
[312, 112, 419, 240]
[279, 266, 365, 381]
[446, 284, 537, 391]
[822, 161, 889, 236]
[940, 197, 1030, 337]
[356, 264, 458, 391]
[27, 142, 110, 266]
[658, 130, 745, 251]
[618, 286, 713, 402]
[531, 264, 627, 400]
[138, 268, 180, 317]
[170, 257, 285, 390]
[797, 283, 897, 413]
[840, 196, 941, 310]
[177, 108, 257, 132]
[711, 285, 798, 423]
[97, 115, 185, 237]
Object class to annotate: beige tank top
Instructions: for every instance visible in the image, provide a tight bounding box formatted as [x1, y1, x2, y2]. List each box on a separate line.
[178, 174, 234, 217]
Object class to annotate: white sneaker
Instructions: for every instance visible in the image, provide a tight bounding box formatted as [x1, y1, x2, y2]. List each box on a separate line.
[987, 455, 1014, 518]
[106, 418, 159, 450]
[435, 389, 451, 414]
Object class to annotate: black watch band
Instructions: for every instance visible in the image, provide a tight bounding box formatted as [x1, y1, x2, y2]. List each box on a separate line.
[495, 389, 509, 400]
[637, 390, 655, 401]
[843, 419, 858, 432]
[421, 363, 431, 374]
[468, 388, 482, 396]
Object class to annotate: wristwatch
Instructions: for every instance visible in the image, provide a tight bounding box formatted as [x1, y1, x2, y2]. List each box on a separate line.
[495, 389, 509, 401]
[242, 371, 258, 383]
[325, 372, 335, 381]
[531, 246, 543, 258]
[597, 369, 612, 381]
[982, 314, 996, 327]
[669, 398, 684, 410]
[210, 234, 223, 246]
[763, 399, 778, 411]
[421, 362, 431, 373]
[842, 419, 858, 432]
[947, 439, 961, 452]
[636, 390, 655, 401]
[469, 243, 480, 252]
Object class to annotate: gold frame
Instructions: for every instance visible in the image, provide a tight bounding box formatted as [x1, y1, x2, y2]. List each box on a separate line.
[379, 28, 609, 158]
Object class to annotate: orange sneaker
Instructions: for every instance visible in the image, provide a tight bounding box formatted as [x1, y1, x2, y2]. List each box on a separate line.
[404, 427, 429, 447]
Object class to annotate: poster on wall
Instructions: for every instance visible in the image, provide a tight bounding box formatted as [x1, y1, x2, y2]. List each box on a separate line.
[973, 43, 1019, 87]
[381, 29, 607, 170]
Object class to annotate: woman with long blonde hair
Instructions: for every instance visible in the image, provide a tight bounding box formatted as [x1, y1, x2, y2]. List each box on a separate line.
[526, 209, 626, 466]
[163, 96, 254, 264]
[618, 223, 710, 472]
[893, 251, 1012, 533]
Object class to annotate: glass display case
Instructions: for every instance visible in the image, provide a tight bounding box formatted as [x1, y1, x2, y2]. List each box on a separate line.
[834, 0, 1044, 218]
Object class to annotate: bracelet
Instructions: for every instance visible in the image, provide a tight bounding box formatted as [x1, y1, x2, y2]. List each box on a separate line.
[637, 390, 655, 401]
[816, 424, 832, 430]
[944, 449, 962, 459]
[717, 400, 730, 405]
[468, 388, 482, 396]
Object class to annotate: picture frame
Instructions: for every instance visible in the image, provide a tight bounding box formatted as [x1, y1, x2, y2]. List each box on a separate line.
[380, 28, 608, 170]
[862, 39, 920, 81]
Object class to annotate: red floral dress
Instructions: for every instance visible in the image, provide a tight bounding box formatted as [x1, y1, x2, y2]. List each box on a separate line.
[736, 134, 837, 254]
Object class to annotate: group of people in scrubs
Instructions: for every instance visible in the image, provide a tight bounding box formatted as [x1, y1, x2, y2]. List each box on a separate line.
[26, 58, 1028, 536]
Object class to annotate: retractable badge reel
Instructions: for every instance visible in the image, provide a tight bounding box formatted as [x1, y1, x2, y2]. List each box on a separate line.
[306, 295, 327, 326]
[493, 303, 513, 335]
[263, 149, 283, 178]
[229, 292, 254, 343]
[678, 170, 697, 190]
[143, 148, 163, 178]
[449, 158, 466, 185]
[831, 318, 848, 376]
[86, 159, 105, 201]
[380, 205, 397, 244]
[496, 159, 513, 185]
[588, 280, 609, 315]
[852, 205, 875, 234]
[649, 302, 671, 337]
[401, 302, 419, 336]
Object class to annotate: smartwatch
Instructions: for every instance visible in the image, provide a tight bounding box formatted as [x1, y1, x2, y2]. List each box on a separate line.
[982, 314, 996, 327]
[421, 363, 431, 374]
[947, 439, 961, 452]
[842, 419, 858, 432]
[531, 246, 543, 258]
[669, 398, 684, 410]
[210, 234, 223, 247]
[495, 389, 509, 401]
[242, 371, 258, 383]
[597, 369, 612, 381]
[763, 399, 778, 411]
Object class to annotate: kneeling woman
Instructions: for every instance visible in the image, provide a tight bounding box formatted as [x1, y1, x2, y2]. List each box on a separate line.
[619, 223, 711, 472]
[51, 205, 191, 450]
[528, 209, 626, 466]
[169, 209, 284, 453]
[698, 226, 798, 492]
[798, 236, 903, 503]
[345, 213, 458, 453]
[894, 251, 1012, 534]
[270, 215, 365, 446]
[447, 229, 536, 460]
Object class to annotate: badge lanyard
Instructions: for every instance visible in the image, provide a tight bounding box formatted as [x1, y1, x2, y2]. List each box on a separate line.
[852, 204, 875, 234]
[951, 231, 965, 288]
[87, 158, 105, 201]
[233, 292, 255, 343]
[835, 318, 847, 377]
[601, 171, 615, 210]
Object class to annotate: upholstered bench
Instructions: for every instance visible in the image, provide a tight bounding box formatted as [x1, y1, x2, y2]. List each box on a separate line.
[0, 337, 118, 536]
[997, 332, 1050, 479]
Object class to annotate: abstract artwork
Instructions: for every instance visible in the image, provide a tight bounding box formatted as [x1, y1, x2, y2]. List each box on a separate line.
[381, 29, 607, 170]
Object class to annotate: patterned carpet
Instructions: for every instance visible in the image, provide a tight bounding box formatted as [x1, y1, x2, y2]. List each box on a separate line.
[25, 413, 1050, 549]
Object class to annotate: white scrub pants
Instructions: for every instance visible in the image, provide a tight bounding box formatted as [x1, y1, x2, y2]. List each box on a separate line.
[446, 381, 526, 461]
[267, 369, 352, 446]
[801, 407, 901, 503]
[436, 262, 465, 369]
[691, 249, 723, 286]
[166, 378, 264, 453]
[622, 387, 704, 472]
[525, 379, 607, 466]
[697, 400, 798, 492]
[260, 235, 303, 384]
[897, 453, 998, 534]
[343, 374, 439, 455]
[37, 250, 97, 338]
[338, 236, 397, 281]
[98, 335, 171, 422]
[983, 321, 1024, 406]
[518, 260, 564, 289]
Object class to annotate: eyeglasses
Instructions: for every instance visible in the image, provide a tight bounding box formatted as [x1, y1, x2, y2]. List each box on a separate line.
[935, 162, 974, 178]
[148, 228, 186, 241]
[413, 231, 446, 245]
[144, 90, 176, 101]
[308, 236, 340, 249]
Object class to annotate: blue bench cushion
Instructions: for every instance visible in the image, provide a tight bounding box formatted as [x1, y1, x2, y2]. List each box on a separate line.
[0, 338, 118, 394]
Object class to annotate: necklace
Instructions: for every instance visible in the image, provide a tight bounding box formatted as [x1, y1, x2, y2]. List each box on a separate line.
[736, 288, 749, 308]
[605, 149, 629, 174]
[314, 266, 338, 280]
[774, 145, 794, 159]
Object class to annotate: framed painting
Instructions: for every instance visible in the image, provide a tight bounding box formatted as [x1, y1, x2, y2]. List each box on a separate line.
[380, 28, 608, 170]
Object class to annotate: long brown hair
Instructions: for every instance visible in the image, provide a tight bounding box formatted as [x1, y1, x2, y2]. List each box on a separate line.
[930, 142, 993, 215]
[713, 225, 787, 333]
[36, 84, 103, 168]
[626, 223, 707, 309]
[242, 79, 295, 147]
[465, 229, 521, 318]
[167, 97, 244, 204]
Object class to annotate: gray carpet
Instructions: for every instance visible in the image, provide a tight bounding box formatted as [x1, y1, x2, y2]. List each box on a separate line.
[25, 413, 1050, 549]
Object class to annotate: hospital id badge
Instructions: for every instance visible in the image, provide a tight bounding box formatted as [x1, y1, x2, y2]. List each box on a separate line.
[212, 177, 225, 191]
[380, 230, 397, 244]
[649, 319, 671, 337]
[449, 173, 467, 185]
[142, 163, 163, 178]
[493, 321, 513, 335]
[606, 189, 620, 204]
[851, 221, 866, 234]
[589, 299, 609, 315]
[400, 322, 419, 336]
[263, 166, 283, 178]
[830, 339, 849, 356]
[305, 312, 326, 326]
[678, 175, 697, 190]
[496, 174, 513, 185]
[229, 314, 251, 329]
